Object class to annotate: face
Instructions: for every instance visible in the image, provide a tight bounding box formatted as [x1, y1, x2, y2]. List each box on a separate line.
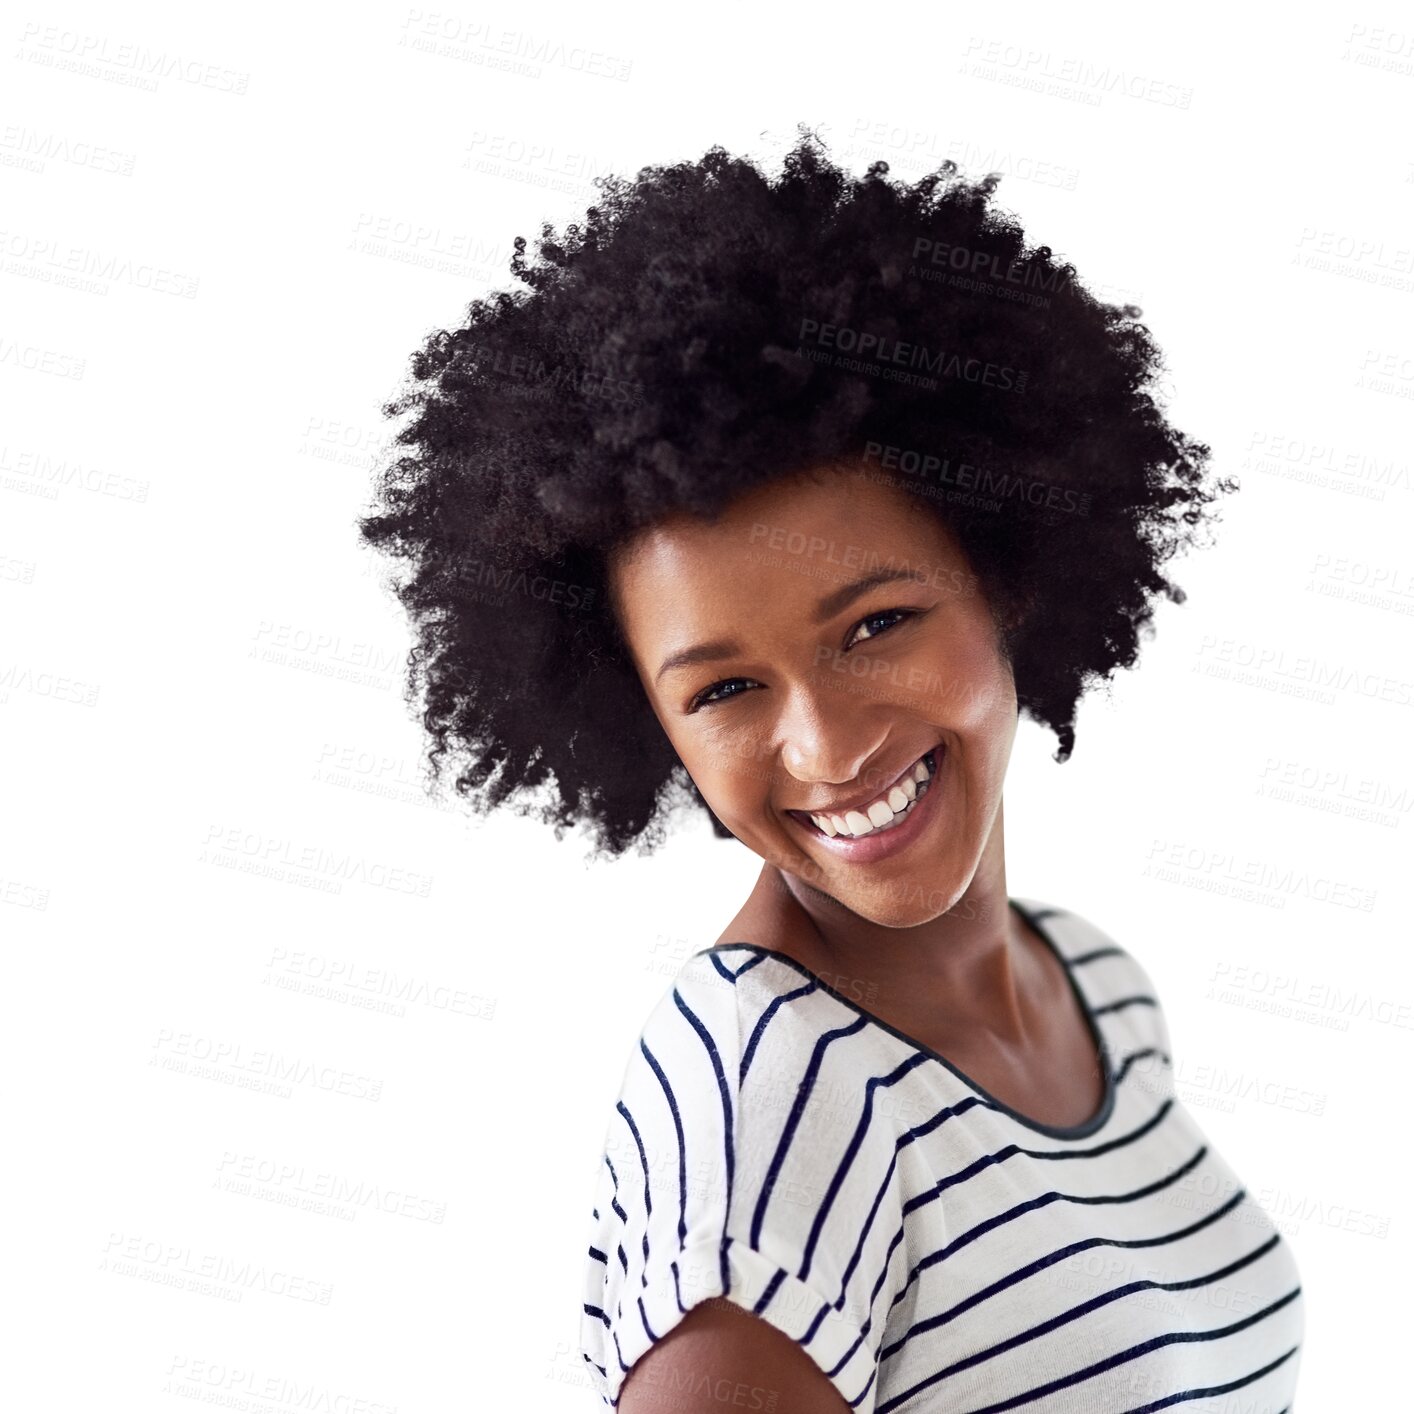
[607, 466, 1021, 929]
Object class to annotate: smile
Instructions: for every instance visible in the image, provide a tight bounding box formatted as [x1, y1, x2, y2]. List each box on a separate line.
[786, 743, 944, 862]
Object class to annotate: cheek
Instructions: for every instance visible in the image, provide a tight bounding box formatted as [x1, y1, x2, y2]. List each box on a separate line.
[964, 659, 1017, 734]
[686, 732, 775, 802]
[920, 626, 1016, 733]
[675, 719, 794, 821]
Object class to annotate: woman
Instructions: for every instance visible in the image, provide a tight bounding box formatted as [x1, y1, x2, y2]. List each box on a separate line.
[358, 131, 1304, 1412]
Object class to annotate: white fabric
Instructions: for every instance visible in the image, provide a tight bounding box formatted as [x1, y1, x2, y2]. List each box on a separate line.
[580, 897, 1304, 1413]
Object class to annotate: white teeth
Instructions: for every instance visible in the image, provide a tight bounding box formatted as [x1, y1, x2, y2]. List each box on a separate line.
[807, 750, 938, 839]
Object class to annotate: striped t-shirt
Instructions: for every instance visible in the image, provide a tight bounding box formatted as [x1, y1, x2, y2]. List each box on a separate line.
[580, 897, 1304, 1412]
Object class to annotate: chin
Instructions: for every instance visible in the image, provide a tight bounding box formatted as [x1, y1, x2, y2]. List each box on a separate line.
[843, 885, 960, 930]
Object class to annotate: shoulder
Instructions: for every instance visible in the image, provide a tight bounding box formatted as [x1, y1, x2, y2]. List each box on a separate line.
[1014, 894, 1162, 993]
[595, 944, 891, 1221]
[1014, 894, 1176, 1061]
[580, 948, 895, 1412]
[597, 952, 744, 1210]
[617, 949, 745, 1112]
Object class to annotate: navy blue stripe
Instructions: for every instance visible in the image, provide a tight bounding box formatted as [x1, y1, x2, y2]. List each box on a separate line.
[709, 948, 770, 981]
[1121, 1345, 1300, 1412]
[750, 1014, 871, 1247]
[879, 1287, 1303, 1414]
[1094, 994, 1159, 1016]
[892, 1144, 1210, 1314]
[1116, 1046, 1172, 1077]
[705, 950, 742, 982]
[740, 978, 819, 1082]
[616, 1101, 653, 1286]
[633, 1051, 674, 1239]
[606, 1150, 627, 1232]
[673, 985, 735, 1294]
[814, 1063, 1165, 1380]
[883, 1231, 1288, 1407]
[801, 1051, 932, 1281]
[1069, 944, 1125, 966]
[881, 1184, 1252, 1364]
[824, 1069, 1176, 1372]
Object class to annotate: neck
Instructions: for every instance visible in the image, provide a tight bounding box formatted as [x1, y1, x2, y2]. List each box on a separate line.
[750, 800, 1033, 1045]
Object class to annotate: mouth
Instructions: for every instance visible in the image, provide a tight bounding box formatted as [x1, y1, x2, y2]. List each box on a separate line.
[786, 742, 944, 862]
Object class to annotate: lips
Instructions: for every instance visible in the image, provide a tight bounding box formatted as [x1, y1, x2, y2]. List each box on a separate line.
[785, 741, 946, 863]
[787, 742, 942, 837]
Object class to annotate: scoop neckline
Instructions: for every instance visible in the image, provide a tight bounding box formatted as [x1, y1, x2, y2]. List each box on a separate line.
[693, 896, 1118, 1140]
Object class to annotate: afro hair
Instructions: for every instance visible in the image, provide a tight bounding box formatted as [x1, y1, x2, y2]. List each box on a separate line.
[356, 126, 1234, 860]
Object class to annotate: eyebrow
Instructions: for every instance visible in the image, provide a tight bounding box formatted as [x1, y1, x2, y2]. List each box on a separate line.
[653, 568, 923, 684]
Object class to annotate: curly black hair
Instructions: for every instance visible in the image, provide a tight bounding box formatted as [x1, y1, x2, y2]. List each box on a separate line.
[356, 126, 1234, 861]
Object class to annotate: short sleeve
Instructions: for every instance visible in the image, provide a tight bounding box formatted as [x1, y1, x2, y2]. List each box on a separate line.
[579, 952, 887, 1412]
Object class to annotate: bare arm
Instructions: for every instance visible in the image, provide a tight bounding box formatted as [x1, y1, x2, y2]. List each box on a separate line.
[617, 1297, 854, 1414]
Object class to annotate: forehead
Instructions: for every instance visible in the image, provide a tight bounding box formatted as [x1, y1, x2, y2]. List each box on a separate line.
[615, 468, 944, 586]
[608, 467, 960, 637]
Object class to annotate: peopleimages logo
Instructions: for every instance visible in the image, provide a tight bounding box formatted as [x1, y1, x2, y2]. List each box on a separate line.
[911, 236, 1073, 293]
[859, 441, 1093, 516]
[796, 317, 1026, 391]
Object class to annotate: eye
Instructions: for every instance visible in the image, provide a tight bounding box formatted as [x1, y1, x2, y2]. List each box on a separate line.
[844, 607, 917, 650]
[688, 677, 755, 711]
[685, 607, 920, 712]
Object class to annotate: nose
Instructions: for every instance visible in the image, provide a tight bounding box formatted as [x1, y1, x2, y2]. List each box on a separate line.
[777, 699, 886, 789]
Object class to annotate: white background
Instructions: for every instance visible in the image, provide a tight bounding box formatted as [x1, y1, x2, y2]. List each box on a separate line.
[5, 2, 1412, 1408]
